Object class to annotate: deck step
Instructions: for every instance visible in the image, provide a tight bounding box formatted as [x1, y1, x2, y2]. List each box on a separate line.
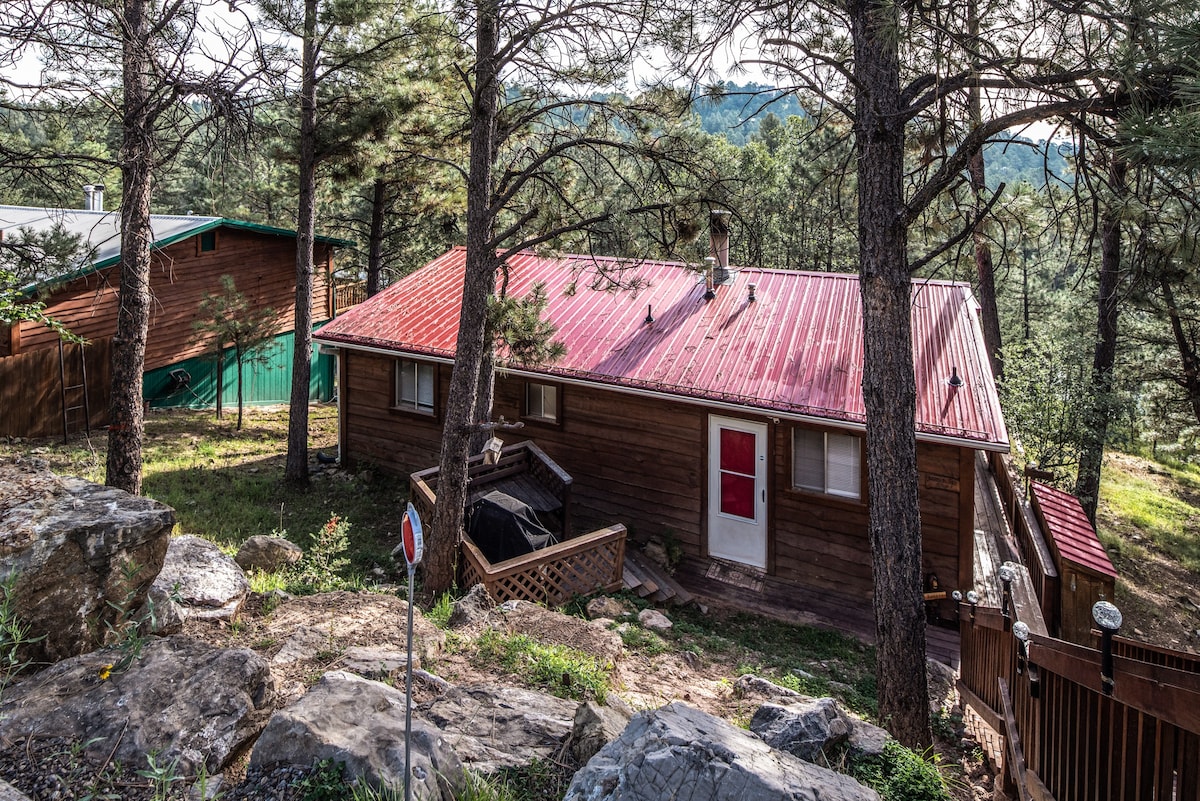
[622, 549, 693, 605]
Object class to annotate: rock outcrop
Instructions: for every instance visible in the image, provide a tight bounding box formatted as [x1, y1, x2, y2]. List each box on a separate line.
[570, 700, 632, 764]
[152, 534, 250, 621]
[418, 684, 578, 773]
[235, 535, 304, 573]
[563, 702, 880, 801]
[0, 635, 273, 775]
[0, 457, 175, 662]
[250, 671, 465, 801]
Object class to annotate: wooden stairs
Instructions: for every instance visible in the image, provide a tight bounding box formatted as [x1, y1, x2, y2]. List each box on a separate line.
[622, 548, 694, 605]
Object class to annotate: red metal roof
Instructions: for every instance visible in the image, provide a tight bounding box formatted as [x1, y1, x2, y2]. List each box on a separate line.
[1030, 481, 1117, 579]
[316, 247, 1009, 448]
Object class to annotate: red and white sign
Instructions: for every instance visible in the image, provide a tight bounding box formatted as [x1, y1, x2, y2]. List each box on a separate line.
[401, 503, 424, 567]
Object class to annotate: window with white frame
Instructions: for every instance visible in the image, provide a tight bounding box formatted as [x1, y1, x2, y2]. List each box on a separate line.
[792, 428, 862, 499]
[394, 360, 435, 414]
[525, 382, 559, 423]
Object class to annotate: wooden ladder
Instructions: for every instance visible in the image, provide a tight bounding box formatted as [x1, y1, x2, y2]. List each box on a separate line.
[58, 339, 90, 442]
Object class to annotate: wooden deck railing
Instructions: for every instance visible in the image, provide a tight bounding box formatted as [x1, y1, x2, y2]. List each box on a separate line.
[959, 559, 1200, 800]
[334, 281, 367, 314]
[460, 524, 626, 606]
[988, 452, 1059, 630]
[409, 441, 572, 538]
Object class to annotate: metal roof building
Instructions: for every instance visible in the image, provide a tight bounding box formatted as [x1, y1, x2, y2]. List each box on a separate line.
[316, 246, 1009, 450]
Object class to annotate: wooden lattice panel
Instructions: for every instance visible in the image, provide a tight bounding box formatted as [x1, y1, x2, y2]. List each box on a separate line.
[460, 525, 626, 606]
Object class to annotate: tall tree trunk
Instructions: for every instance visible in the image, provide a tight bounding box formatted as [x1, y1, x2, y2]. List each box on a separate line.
[106, 0, 154, 496]
[1075, 156, 1127, 522]
[1160, 273, 1200, 425]
[236, 346, 245, 431]
[285, 0, 319, 486]
[850, 0, 931, 750]
[421, 0, 500, 599]
[367, 177, 386, 297]
[966, 2, 1002, 379]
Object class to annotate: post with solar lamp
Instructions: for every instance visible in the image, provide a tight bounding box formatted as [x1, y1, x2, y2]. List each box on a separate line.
[1093, 600, 1123, 697]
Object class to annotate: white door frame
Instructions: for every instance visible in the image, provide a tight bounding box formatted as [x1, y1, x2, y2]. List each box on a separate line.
[706, 415, 769, 569]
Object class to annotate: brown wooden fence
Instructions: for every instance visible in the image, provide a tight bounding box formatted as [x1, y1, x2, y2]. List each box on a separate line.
[0, 337, 111, 439]
[960, 577, 1200, 800]
[989, 451, 1059, 629]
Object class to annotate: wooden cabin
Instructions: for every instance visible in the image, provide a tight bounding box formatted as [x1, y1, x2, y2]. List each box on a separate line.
[315, 247, 1010, 618]
[0, 205, 347, 437]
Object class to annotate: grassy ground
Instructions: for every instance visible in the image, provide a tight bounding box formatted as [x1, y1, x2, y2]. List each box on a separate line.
[2, 405, 408, 577]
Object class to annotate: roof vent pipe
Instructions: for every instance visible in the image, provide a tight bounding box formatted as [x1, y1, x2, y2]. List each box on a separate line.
[83, 185, 94, 210]
[703, 256, 716, 301]
[92, 184, 104, 211]
[709, 209, 733, 285]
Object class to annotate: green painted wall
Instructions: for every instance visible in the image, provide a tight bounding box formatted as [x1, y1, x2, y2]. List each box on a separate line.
[144, 325, 335, 409]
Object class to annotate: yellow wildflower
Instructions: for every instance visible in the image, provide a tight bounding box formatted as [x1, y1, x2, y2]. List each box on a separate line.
[98, 664, 112, 681]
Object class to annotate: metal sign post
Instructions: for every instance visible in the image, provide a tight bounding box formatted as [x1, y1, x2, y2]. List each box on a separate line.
[400, 502, 424, 801]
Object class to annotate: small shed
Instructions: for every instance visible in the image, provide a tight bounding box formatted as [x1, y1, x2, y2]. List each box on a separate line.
[1029, 481, 1118, 644]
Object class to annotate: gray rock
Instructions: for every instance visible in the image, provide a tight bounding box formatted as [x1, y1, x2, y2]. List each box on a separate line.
[447, 584, 495, 630]
[926, 657, 958, 714]
[586, 596, 631, 621]
[0, 779, 31, 801]
[0, 457, 174, 662]
[153, 535, 250, 621]
[571, 700, 632, 764]
[848, 719, 890, 758]
[270, 625, 332, 666]
[733, 673, 806, 701]
[0, 635, 273, 775]
[143, 583, 185, 635]
[341, 646, 413, 680]
[235, 535, 303, 572]
[250, 671, 465, 800]
[750, 698, 852, 763]
[564, 702, 880, 801]
[636, 608, 672, 632]
[418, 684, 577, 773]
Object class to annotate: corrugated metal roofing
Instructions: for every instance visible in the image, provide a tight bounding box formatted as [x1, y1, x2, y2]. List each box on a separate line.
[0, 205, 349, 288]
[1030, 481, 1117, 579]
[316, 246, 1009, 448]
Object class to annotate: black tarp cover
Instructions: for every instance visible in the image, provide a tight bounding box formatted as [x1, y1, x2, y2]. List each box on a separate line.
[467, 490, 557, 564]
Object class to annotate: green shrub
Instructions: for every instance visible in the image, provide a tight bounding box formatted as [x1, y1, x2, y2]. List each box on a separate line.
[847, 741, 953, 801]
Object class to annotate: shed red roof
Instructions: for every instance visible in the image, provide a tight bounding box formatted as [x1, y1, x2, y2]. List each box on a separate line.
[316, 247, 1009, 448]
[1030, 481, 1117, 579]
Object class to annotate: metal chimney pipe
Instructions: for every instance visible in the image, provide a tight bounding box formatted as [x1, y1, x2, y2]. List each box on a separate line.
[92, 184, 105, 211]
[83, 185, 94, 210]
[709, 209, 732, 285]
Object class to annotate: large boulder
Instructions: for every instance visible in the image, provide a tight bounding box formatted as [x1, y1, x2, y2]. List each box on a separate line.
[152, 535, 250, 621]
[446, 584, 495, 630]
[749, 698, 853, 763]
[235, 535, 303, 573]
[0, 780, 31, 801]
[417, 684, 578, 773]
[0, 635, 273, 775]
[0, 457, 175, 662]
[250, 671, 465, 801]
[563, 702, 880, 801]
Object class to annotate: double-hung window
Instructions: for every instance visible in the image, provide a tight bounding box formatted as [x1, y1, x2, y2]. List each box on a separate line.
[394, 360, 435, 414]
[525, 382, 559, 423]
[792, 428, 862, 500]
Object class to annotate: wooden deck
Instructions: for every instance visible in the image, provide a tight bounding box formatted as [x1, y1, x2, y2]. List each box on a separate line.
[973, 451, 1020, 605]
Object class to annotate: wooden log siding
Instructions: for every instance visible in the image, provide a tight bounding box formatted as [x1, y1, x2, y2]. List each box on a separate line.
[13, 230, 333, 369]
[0, 336, 112, 438]
[342, 351, 974, 604]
